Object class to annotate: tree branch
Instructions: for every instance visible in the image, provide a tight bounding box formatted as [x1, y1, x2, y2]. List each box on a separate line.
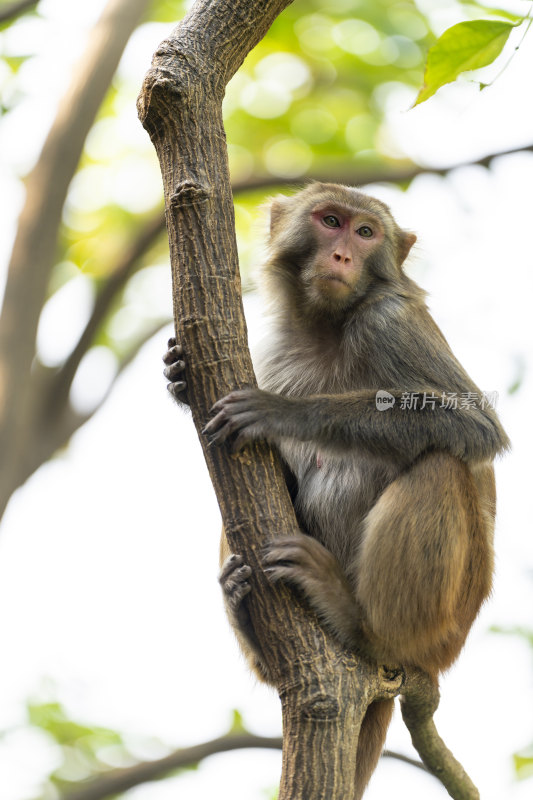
[231, 142, 533, 194]
[401, 669, 480, 799]
[0, 0, 152, 510]
[382, 749, 429, 773]
[61, 733, 283, 800]
[0, 0, 38, 24]
[49, 210, 166, 409]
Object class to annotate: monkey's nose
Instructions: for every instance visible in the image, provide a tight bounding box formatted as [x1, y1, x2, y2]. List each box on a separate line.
[333, 251, 351, 264]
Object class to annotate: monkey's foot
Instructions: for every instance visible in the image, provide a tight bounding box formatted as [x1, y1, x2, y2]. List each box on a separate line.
[263, 534, 363, 650]
[263, 533, 348, 596]
[219, 554, 252, 616]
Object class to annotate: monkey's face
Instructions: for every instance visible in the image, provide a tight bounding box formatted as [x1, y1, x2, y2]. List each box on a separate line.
[304, 203, 385, 310]
[266, 184, 416, 321]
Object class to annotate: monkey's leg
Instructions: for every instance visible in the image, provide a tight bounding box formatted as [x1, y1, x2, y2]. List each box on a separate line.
[263, 533, 371, 653]
[219, 552, 273, 684]
[357, 451, 488, 673]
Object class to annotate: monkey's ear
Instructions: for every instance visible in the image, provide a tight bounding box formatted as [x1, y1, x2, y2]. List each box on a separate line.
[398, 231, 417, 265]
[269, 197, 288, 236]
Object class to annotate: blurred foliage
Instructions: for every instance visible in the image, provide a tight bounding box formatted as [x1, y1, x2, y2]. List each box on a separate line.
[223, 0, 432, 183]
[21, 699, 274, 799]
[0, 0, 524, 369]
[25, 697, 192, 799]
[491, 626, 533, 782]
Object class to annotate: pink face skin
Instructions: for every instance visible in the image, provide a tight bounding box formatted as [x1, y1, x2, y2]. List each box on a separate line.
[310, 206, 385, 301]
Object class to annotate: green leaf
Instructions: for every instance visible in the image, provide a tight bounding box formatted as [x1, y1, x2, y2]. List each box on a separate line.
[514, 747, 533, 780]
[415, 19, 517, 105]
[4, 55, 29, 72]
[228, 709, 247, 735]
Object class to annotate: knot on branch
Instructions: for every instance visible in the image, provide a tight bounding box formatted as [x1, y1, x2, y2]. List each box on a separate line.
[170, 181, 210, 208]
[301, 695, 340, 721]
[377, 664, 404, 695]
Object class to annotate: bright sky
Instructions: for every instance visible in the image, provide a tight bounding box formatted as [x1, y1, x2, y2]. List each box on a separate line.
[1, 2, 533, 799]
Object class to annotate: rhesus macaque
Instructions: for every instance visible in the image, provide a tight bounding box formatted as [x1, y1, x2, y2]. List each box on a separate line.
[163, 183, 509, 798]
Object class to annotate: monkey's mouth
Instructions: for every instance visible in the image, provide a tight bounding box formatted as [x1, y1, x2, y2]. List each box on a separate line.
[316, 274, 351, 288]
[314, 274, 354, 299]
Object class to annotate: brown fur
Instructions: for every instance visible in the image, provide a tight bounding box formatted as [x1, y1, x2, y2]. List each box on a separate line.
[166, 183, 509, 796]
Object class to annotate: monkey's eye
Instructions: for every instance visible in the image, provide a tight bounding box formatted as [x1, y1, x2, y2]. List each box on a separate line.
[322, 215, 341, 228]
[357, 225, 373, 238]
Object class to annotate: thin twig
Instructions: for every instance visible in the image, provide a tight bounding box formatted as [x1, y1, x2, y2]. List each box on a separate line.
[382, 749, 429, 773]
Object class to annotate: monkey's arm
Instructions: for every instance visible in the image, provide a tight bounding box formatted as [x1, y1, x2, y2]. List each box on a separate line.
[203, 386, 508, 464]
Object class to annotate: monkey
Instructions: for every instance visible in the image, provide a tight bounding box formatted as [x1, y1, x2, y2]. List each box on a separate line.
[163, 182, 509, 798]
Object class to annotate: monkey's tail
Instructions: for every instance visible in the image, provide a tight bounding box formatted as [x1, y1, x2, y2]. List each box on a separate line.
[354, 698, 394, 799]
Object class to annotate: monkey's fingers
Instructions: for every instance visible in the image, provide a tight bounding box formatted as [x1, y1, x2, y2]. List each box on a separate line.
[263, 558, 330, 611]
[219, 555, 253, 611]
[219, 553, 252, 584]
[263, 539, 315, 571]
[203, 410, 260, 445]
[263, 562, 307, 585]
[163, 343, 184, 365]
[209, 388, 259, 413]
[202, 412, 234, 442]
[163, 359, 186, 380]
[264, 533, 322, 560]
[222, 571, 252, 607]
[167, 380, 187, 399]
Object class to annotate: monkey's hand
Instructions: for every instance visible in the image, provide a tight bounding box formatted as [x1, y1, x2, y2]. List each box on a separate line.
[263, 533, 365, 651]
[202, 388, 294, 450]
[163, 337, 189, 406]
